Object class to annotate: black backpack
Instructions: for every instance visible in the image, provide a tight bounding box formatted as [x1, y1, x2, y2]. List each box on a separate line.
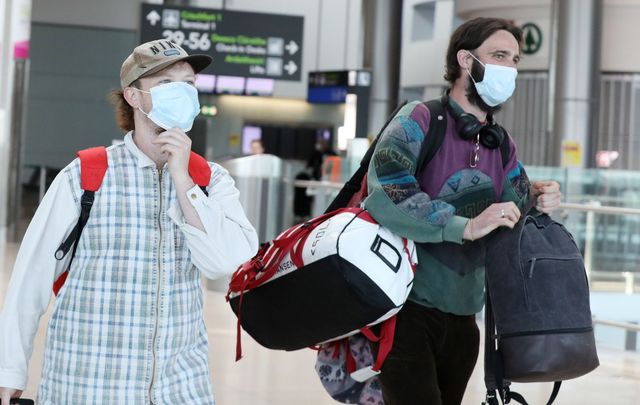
[483, 198, 600, 405]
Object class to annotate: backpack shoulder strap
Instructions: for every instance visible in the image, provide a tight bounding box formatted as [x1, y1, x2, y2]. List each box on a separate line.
[188, 151, 212, 196]
[324, 101, 408, 213]
[77, 146, 108, 191]
[54, 146, 108, 295]
[415, 99, 447, 174]
[499, 134, 511, 169]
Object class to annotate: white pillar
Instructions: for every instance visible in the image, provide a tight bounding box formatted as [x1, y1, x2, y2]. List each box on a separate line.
[551, 0, 602, 168]
[364, 0, 403, 136]
[0, 0, 14, 243]
[4, 0, 32, 242]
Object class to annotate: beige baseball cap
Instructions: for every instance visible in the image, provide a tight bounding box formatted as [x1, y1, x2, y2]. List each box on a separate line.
[120, 39, 212, 88]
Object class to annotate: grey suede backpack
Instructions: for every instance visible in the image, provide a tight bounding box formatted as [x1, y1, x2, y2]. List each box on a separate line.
[483, 198, 600, 405]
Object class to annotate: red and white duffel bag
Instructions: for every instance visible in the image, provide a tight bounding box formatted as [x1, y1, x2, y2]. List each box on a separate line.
[226, 207, 417, 360]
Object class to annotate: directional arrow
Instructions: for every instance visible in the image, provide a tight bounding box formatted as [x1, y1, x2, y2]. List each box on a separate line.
[284, 60, 298, 75]
[146, 10, 161, 26]
[285, 40, 299, 55]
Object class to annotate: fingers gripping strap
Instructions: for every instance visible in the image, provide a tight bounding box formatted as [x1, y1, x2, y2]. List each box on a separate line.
[77, 147, 108, 191]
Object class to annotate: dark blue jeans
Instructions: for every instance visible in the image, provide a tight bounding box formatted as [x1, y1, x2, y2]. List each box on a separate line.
[378, 301, 480, 405]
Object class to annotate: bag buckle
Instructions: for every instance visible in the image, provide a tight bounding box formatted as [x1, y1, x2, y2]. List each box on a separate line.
[482, 392, 499, 405]
[251, 258, 264, 272]
[350, 366, 381, 382]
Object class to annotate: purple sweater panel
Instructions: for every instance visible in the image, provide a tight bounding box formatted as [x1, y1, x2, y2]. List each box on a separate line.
[409, 103, 519, 200]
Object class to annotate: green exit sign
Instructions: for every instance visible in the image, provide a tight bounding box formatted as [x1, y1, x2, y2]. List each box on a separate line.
[521, 22, 542, 55]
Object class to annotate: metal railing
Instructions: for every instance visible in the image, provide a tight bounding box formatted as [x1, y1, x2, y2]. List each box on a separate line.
[558, 201, 640, 294]
[592, 318, 640, 332]
[592, 318, 640, 351]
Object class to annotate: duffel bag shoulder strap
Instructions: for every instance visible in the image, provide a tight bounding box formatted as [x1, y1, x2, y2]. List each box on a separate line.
[289, 207, 375, 267]
[261, 208, 352, 286]
[232, 207, 367, 295]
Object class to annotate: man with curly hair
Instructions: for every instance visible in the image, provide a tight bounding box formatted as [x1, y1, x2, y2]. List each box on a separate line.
[0, 39, 258, 404]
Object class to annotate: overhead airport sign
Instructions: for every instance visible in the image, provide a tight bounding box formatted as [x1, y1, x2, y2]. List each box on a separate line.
[140, 3, 304, 81]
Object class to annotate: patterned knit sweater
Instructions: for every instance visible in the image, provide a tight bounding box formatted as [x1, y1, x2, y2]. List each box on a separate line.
[364, 100, 532, 315]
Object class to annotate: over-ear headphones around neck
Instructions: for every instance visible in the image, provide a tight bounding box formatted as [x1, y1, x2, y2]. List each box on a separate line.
[441, 95, 506, 149]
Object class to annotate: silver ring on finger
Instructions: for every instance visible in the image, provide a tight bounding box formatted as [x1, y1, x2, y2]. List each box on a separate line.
[500, 209, 505, 219]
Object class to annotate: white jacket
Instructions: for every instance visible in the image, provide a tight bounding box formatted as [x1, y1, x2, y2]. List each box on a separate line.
[0, 133, 258, 404]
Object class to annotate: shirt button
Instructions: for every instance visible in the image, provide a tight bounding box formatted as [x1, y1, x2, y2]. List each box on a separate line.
[190, 193, 198, 200]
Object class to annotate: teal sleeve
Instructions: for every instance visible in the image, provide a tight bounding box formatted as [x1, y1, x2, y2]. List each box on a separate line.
[363, 102, 468, 244]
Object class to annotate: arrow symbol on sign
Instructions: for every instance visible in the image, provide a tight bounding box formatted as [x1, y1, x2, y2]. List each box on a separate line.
[285, 40, 299, 55]
[146, 10, 161, 26]
[284, 61, 298, 75]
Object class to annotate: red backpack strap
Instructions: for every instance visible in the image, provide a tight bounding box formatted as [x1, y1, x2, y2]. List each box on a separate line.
[188, 151, 211, 195]
[54, 146, 108, 296]
[77, 146, 108, 191]
[52, 272, 68, 297]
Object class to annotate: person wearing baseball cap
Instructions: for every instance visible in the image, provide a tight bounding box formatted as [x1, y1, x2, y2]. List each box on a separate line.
[0, 40, 258, 404]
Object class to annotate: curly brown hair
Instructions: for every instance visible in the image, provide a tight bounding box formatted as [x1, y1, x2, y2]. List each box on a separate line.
[108, 80, 140, 132]
[444, 18, 522, 84]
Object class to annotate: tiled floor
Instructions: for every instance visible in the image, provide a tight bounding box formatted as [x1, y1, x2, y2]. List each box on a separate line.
[1, 241, 639, 404]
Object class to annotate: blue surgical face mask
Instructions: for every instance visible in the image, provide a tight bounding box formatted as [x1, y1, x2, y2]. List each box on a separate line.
[466, 51, 517, 107]
[136, 82, 200, 131]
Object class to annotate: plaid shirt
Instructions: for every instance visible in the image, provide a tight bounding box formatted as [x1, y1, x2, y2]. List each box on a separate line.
[0, 134, 258, 404]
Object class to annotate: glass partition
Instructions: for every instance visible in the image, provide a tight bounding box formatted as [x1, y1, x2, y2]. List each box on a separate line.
[515, 166, 640, 293]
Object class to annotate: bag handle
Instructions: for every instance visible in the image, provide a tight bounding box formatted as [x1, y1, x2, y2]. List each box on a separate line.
[350, 316, 397, 383]
[229, 208, 365, 297]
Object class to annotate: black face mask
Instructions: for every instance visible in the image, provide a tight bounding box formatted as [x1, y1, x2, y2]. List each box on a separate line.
[466, 59, 503, 116]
